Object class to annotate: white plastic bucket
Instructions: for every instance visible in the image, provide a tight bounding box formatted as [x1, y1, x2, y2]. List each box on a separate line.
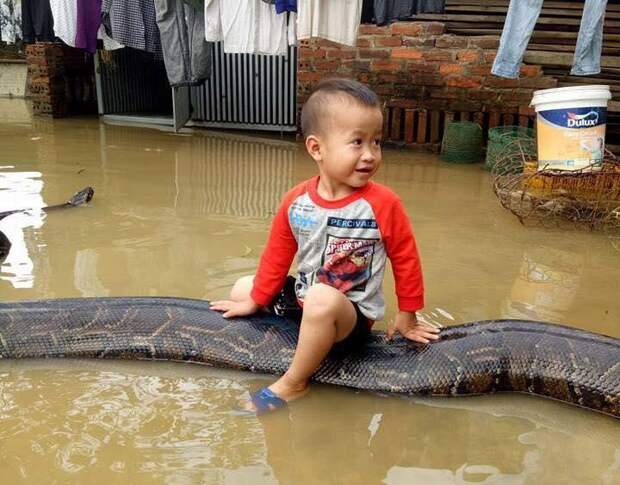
[530, 85, 612, 171]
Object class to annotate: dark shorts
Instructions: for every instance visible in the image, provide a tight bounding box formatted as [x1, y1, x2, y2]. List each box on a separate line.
[268, 276, 370, 353]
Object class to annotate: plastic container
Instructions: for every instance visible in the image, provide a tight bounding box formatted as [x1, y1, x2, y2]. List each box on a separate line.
[530, 85, 612, 171]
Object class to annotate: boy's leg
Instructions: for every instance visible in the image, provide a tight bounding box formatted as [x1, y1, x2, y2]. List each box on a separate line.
[267, 283, 357, 402]
[229, 275, 254, 301]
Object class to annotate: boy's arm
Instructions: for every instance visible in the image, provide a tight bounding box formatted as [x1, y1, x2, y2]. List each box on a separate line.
[250, 198, 298, 306]
[383, 199, 424, 313]
[383, 199, 439, 343]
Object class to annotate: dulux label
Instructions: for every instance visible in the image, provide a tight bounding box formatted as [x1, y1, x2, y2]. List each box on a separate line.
[539, 107, 607, 129]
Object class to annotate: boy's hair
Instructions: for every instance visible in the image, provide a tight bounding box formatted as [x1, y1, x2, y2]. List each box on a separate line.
[300, 78, 381, 137]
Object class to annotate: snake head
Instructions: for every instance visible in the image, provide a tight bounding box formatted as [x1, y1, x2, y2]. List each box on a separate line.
[67, 187, 94, 207]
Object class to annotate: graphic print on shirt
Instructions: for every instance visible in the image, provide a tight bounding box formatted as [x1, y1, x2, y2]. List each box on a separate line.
[316, 234, 378, 293]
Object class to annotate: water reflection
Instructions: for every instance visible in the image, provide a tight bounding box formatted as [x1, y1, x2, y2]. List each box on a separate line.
[503, 248, 583, 322]
[1, 361, 617, 484]
[0, 169, 45, 289]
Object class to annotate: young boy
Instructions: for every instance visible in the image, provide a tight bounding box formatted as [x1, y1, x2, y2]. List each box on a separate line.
[211, 78, 439, 414]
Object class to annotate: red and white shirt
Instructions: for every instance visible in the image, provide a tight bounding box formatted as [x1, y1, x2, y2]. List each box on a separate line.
[250, 176, 424, 322]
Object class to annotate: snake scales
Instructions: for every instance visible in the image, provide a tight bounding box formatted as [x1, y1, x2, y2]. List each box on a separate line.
[0, 297, 618, 417]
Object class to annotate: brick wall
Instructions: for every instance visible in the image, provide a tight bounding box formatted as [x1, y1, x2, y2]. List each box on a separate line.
[298, 22, 558, 149]
[26, 43, 97, 117]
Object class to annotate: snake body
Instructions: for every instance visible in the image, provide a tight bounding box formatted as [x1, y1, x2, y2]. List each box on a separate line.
[0, 297, 618, 417]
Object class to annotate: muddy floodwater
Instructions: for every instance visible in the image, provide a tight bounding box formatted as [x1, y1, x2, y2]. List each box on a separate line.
[0, 99, 618, 484]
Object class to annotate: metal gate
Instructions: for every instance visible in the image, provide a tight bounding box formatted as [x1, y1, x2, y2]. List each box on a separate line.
[96, 44, 298, 133]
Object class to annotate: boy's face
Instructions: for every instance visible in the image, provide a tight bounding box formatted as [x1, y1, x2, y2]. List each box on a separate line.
[306, 98, 383, 196]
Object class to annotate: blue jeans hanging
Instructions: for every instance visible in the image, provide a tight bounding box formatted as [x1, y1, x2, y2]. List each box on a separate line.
[492, 0, 608, 79]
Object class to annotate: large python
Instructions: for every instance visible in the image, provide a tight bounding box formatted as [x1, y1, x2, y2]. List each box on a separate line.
[0, 297, 618, 418]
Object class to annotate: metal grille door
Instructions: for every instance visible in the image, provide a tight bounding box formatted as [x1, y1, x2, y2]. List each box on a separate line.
[189, 44, 298, 132]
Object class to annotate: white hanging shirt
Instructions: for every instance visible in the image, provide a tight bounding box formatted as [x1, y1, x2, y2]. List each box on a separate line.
[297, 0, 363, 47]
[0, 0, 22, 43]
[49, 0, 77, 47]
[204, 0, 293, 55]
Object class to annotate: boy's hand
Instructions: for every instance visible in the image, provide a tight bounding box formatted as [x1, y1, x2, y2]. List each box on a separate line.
[210, 298, 261, 318]
[387, 311, 440, 344]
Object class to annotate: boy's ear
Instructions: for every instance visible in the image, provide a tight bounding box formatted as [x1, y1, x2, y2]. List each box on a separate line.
[305, 135, 322, 162]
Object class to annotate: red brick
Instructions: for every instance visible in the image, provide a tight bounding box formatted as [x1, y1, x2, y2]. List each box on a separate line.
[392, 48, 423, 59]
[439, 63, 464, 75]
[469, 64, 493, 76]
[389, 99, 418, 109]
[520, 65, 542, 77]
[372, 60, 402, 71]
[519, 77, 558, 89]
[467, 36, 500, 49]
[299, 47, 327, 59]
[428, 88, 456, 99]
[359, 48, 390, 59]
[375, 36, 403, 47]
[298, 71, 324, 81]
[314, 60, 341, 70]
[457, 50, 482, 63]
[359, 24, 391, 36]
[356, 38, 372, 48]
[402, 36, 436, 47]
[326, 49, 355, 59]
[484, 77, 520, 88]
[435, 35, 467, 49]
[423, 50, 453, 62]
[379, 74, 400, 84]
[519, 106, 536, 116]
[407, 62, 437, 73]
[425, 22, 446, 35]
[412, 73, 444, 86]
[342, 60, 371, 71]
[392, 23, 423, 36]
[484, 51, 498, 63]
[446, 76, 482, 89]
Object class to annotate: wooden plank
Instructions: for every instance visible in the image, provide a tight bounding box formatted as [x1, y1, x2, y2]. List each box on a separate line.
[444, 111, 455, 130]
[489, 111, 501, 129]
[383, 108, 390, 139]
[430, 110, 441, 143]
[405, 109, 415, 144]
[474, 112, 485, 129]
[524, 50, 620, 68]
[417, 110, 428, 144]
[391, 107, 402, 141]
[447, 28, 620, 42]
[502, 113, 515, 126]
[416, 13, 620, 28]
[446, 6, 620, 19]
[446, 0, 620, 12]
[519, 115, 530, 128]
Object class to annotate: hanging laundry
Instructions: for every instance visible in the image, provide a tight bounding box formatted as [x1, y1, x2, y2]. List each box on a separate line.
[97, 23, 123, 50]
[205, 0, 293, 55]
[101, 0, 163, 57]
[154, 0, 212, 86]
[373, 0, 444, 26]
[492, 0, 608, 78]
[260, 0, 296, 14]
[49, 0, 76, 47]
[0, 0, 22, 43]
[361, 0, 374, 24]
[183, 0, 203, 10]
[297, 0, 363, 47]
[22, 0, 55, 42]
[75, 0, 100, 53]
